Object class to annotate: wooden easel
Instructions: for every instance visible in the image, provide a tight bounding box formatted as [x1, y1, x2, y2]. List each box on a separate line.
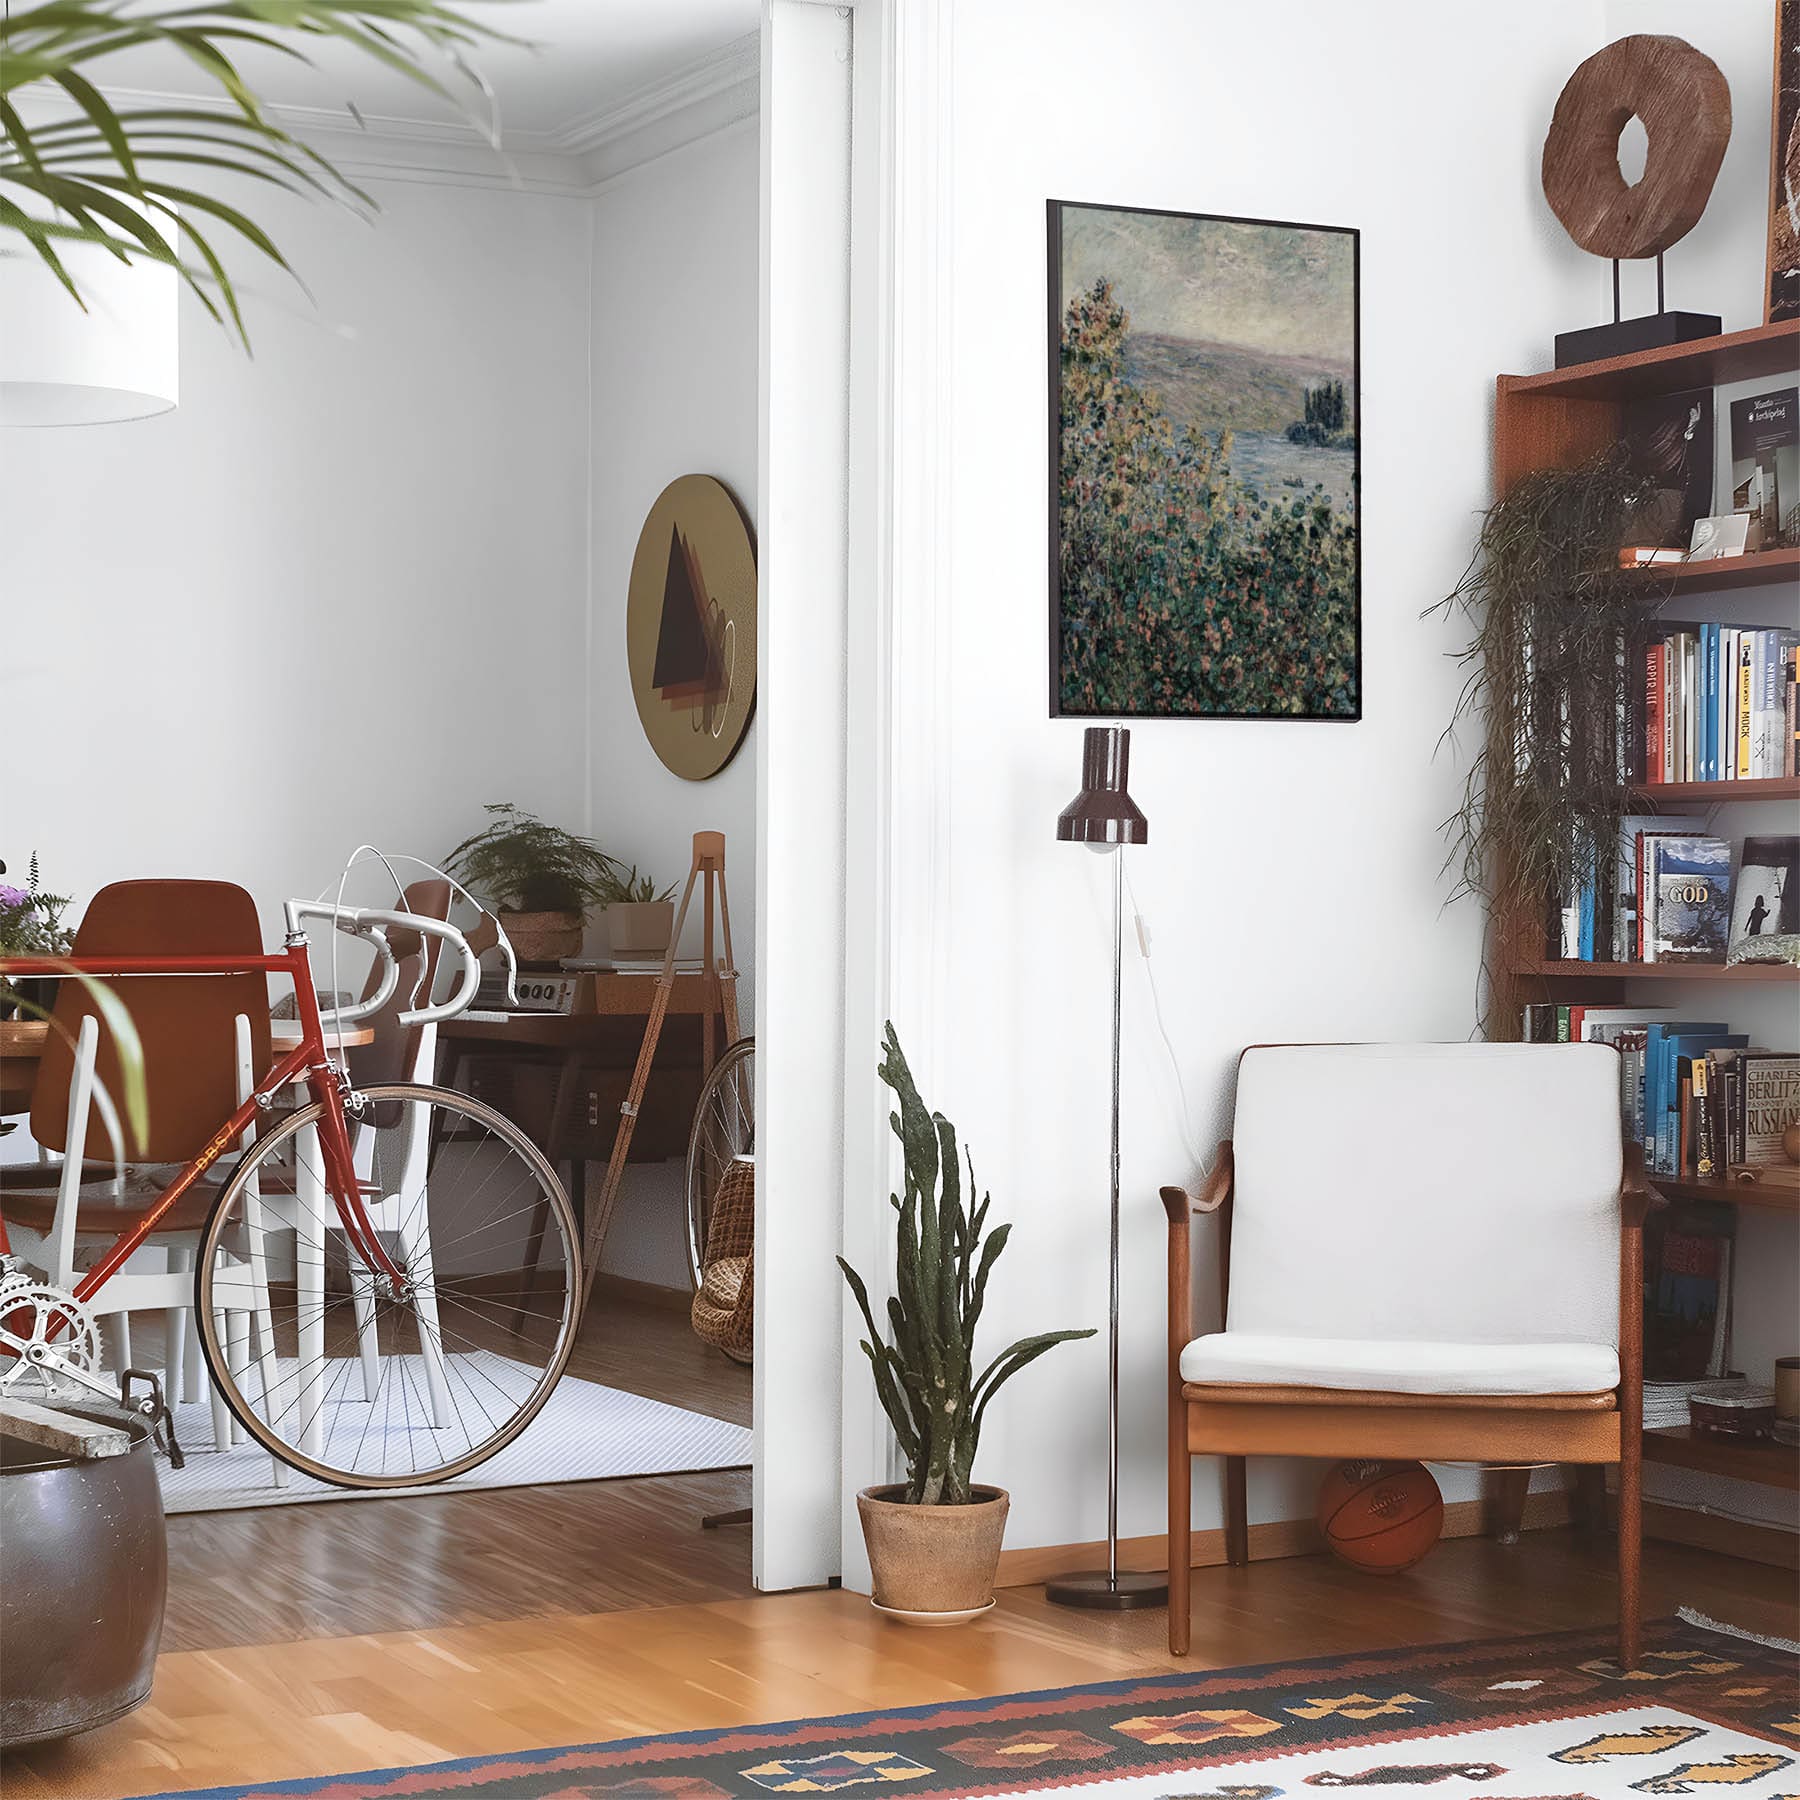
[580, 831, 740, 1312]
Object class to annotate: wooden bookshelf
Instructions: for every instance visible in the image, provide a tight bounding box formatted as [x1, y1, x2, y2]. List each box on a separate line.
[1628, 775, 1800, 804]
[1511, 959, 1800, 983]
[1643, 1426, 1800, 1491]
[1501, 319, 1800, 404]
[1648, 1174, 1800, 1215]
[1624, 546, 1800, 595]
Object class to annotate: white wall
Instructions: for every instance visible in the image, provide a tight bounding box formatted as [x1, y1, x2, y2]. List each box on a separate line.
[2, 177, 592, 924]
[586, 118, 763, 1285]
[869, 0, 1636, 1556]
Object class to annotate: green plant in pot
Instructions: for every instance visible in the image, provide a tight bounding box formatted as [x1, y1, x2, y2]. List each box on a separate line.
[445, 805, 616, 968]
[594, 862, 678, 962]
[839, 1024, 1094, 1623]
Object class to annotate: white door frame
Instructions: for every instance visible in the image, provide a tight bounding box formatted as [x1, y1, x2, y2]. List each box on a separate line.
[755, 0, 954, 1593]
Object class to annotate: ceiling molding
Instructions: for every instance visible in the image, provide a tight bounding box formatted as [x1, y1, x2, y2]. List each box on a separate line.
[17, 30, 761, 195]
[551, 31, 760, 156]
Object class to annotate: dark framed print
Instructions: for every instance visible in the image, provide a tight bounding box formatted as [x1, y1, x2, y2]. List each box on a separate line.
[1769, 0, 1800, 322]
[1048, 200, 1361, 720]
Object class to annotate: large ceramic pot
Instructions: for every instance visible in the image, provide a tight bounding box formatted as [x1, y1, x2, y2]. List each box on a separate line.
[499, 909, 585, 969]
[0, 1405, 167, 1746]
[856, 1484, 1009, 1624]
[604, 900, 676, 959]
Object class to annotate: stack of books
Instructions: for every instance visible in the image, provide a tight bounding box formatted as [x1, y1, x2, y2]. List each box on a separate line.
[1521, 1004, 1800, 1182]
[1639, 624, 1800, 784]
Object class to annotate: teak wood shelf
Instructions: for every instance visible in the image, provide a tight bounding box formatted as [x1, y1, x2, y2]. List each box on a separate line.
[1628, 776, 1800, 804]
[1624, 546, 1800, 596]
[1642, 1426, 1800, 1492]
[1647, 1174, 1800, 1215]
[1510, 959, 1800, 983]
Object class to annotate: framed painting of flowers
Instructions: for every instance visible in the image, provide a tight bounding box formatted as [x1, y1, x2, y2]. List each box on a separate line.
[1048, 200, 1361, 721]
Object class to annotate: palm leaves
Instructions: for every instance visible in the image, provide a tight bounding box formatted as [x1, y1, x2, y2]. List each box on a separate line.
[1, 1, 516, 346]
[838, 1024, 1094, 1506]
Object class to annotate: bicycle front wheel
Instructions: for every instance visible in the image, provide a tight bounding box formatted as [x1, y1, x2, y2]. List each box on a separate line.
[195, 1082, 581, 1488]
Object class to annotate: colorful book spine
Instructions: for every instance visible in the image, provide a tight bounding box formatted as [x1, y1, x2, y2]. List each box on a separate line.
[1737, 636, 1754, 778]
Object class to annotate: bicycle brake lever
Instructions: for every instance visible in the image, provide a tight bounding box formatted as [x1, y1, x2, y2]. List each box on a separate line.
[121, 1367, 184, 1470]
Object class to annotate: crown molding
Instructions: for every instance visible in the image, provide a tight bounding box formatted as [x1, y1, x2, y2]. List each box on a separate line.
[552, 31, 760, 157]
[13, 31, 761, 195]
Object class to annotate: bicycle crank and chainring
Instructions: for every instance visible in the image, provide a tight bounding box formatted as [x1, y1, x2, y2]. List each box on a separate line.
[0, 1277, 110, 1402]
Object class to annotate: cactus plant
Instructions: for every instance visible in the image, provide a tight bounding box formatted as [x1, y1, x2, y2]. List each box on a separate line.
[838, 1024, 1094, 1506]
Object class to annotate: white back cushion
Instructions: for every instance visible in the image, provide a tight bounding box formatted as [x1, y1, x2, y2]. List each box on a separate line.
[1227, 1044, 1622, 1348]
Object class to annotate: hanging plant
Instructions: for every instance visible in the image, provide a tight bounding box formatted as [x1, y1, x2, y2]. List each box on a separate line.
[1429, 447, 1668, 1031]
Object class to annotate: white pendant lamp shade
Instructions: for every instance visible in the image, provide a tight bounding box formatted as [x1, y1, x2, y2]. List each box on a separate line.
[0, 215, 179, 426]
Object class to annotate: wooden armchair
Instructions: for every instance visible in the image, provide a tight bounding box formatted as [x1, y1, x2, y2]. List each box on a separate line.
[1162, 1043, 1650, 1668]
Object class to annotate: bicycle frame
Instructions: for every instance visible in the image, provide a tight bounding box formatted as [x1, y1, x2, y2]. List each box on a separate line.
[0, 937, 406, 1300]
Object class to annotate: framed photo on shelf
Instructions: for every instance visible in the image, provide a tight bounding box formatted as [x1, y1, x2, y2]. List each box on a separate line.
[1047, 200, 1360, 721]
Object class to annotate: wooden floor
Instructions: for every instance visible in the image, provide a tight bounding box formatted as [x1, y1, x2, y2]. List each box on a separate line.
[7, 1531, 1796, 1800]
[160, 1285, 755, 1651]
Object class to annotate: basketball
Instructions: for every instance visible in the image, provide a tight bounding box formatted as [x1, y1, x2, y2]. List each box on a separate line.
[1315, 1460, 1443, 1574]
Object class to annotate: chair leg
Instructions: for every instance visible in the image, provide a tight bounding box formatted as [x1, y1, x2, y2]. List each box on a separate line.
[1488, 1466, 1532, 1544]
[1168, 1448, 1191, 1656]
[1571, 1464, 1608, 1541]
[1224, 1455, 1249, 1567]
[164, 1244, 191, 1406]
[1617, 1446, 1642, 1670]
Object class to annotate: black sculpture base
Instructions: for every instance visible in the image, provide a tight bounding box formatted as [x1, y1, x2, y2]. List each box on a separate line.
[1044, 1568, 1169, 1610]
[1554, 311, 1721, 369]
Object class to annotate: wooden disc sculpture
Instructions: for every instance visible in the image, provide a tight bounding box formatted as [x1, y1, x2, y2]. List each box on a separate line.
[626, 474, 757, 781]
[1541, 34, 1731, 260]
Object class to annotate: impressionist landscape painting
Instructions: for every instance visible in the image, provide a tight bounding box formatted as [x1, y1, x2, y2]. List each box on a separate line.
[1050, 201, 1360, 719]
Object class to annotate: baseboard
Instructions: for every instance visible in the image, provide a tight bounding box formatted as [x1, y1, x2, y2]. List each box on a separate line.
[1639, 1498, 1799, 1571]
[589, 1272, 692, 1314]
[993, 1489, 1572, 1587]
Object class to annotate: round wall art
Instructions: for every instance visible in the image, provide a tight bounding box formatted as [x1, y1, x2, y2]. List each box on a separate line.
[625, 474, 757, 782]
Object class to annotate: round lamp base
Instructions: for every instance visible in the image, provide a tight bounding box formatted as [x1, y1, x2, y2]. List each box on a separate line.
[1043, 1568, 1169, 1611]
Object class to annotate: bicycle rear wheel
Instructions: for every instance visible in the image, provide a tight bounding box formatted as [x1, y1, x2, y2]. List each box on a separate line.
[685, 1037, 755, 1290]
[195, 1082, 580, 1488]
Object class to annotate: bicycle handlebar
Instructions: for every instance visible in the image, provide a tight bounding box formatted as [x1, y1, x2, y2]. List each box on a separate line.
[282, 900, 502, 1029]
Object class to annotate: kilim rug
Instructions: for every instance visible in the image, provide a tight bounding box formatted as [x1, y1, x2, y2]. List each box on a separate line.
[133, 1612, 1797, 1800]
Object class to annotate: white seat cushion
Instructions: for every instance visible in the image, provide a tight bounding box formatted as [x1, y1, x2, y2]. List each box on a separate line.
[1180, 1331, 1619, 1396]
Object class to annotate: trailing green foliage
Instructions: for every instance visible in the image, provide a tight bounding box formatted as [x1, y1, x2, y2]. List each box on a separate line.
[1057, 277, 1358, 718]
[1428, 447, 1665, 1034]
[837, 1024, 1095, 1507]
[0, 1, 514, 346]
[445, 804, 621, 915]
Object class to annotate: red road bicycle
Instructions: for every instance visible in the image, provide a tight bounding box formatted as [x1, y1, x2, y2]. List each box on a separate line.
[0, 899, 582, 1488]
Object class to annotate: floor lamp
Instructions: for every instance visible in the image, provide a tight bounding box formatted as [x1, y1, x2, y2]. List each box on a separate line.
[1045, 725, 1167, 1611]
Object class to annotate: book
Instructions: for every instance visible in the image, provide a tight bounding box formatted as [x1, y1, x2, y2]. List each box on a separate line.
[1693, 1055, 1716, 1177]
[1646, 836, 1732, 962]
[1643, 1202, 1736, 1381]
[1750, 629, 1800, 775]
[1730, 387, 1798, 548]
[1737, 635, 1754, 777]
[1728, 834, 1799, 953]
[1616, 816, 1703, 962]
[1739, 1052, 1800, 1166]
[1624, 387, 1714, 547]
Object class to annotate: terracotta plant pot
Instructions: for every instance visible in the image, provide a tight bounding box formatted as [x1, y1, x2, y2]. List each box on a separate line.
[499, 909, 585, 969]
[856, 1484, 1009, 1623]
[605, 900, 675, 959]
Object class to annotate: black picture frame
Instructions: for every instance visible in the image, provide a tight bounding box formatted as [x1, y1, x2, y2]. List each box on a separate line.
[1047, 198, 1362, 722]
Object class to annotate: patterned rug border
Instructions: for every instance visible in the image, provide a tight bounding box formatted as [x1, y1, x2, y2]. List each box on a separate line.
[129, 1612, 1794, 1800]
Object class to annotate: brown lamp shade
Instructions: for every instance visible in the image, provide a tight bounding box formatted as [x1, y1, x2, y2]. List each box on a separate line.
[1056, 725, 1148, 846]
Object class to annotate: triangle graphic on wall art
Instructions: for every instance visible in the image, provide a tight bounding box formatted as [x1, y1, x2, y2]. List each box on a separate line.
[652, 524, 725, 707]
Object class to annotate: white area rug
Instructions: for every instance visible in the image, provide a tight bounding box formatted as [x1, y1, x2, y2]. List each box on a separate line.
[155, 1366, 751, 1513]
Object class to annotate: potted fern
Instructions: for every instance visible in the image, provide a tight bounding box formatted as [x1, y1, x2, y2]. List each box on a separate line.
[445, 805, 618, 968]
[838, 1025, 1094, 1623]
[595, 862, 679, 960]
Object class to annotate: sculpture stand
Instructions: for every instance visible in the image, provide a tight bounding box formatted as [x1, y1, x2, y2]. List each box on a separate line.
[1554, 252, 1720, 368]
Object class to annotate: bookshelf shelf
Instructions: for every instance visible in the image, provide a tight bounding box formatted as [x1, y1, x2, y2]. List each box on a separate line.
[1625, 547, 1800, 596]
[1648, 1174, 1800, 1214]
[1500, 320, 1800, 403]
[1512, 959, 1800, 983]
[1629, 776, 1800, 804]
[1642, 1425, 1800, 1491]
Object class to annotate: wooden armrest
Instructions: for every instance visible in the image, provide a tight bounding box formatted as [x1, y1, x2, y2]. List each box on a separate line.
[1161, 1142, 1234, 1223]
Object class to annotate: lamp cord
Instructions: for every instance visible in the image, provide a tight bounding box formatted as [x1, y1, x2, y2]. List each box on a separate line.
[1120, 859, 1210, 1176]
